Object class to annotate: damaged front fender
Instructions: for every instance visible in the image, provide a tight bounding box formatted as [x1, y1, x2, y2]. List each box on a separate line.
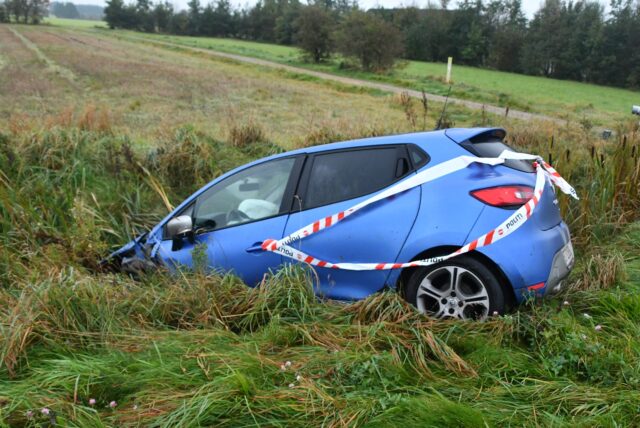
[100, 233, 157, 275]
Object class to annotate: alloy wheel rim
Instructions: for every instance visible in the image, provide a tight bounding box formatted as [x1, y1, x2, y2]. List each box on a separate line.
[416, 266, 490, 320]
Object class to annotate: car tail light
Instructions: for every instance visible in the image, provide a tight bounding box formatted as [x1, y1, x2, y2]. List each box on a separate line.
[471, 185, 534, 208]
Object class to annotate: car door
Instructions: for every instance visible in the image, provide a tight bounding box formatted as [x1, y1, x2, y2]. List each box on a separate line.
[156, 156, 302, 286]
[282, 145, 421, 300]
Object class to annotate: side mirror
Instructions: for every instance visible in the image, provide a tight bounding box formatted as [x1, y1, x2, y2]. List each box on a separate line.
[167, 216, 193, 251]
[167, 215, 193, 239]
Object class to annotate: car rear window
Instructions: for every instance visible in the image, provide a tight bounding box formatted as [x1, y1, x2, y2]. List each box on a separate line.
[303, 147, 407, 209]
[460, 139, 535, 173]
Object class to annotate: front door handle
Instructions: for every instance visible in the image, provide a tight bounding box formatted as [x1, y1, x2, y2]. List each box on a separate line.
[245, 242, 265, 253]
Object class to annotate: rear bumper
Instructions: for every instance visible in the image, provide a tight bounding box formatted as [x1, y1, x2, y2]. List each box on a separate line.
[473, 219, 573, 303]
[542, 240, 574, 295]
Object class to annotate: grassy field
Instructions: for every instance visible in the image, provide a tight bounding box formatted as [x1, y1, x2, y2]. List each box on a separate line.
[74, 28, 640, 126]
[44, 17, 107, 28]
[0, 24, 428, 148]
[1, 23, 640, 426]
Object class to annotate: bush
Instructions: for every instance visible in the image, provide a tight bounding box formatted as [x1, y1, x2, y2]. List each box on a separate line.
[337, 10, 403, 72]
[294, 6, 334, 63]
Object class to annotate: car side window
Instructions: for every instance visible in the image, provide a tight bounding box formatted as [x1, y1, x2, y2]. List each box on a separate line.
[303, 147, 408, 209]
[192, 157, 296, 231]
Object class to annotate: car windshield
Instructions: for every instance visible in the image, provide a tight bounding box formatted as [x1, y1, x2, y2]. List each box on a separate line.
[192, 157, 295, 231]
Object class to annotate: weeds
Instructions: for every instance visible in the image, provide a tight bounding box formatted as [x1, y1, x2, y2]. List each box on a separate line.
[506, 121, 640, 247]
[228, 119, 266, 148]
[0, 115, 639, 426]
[572, 252, 627, 291]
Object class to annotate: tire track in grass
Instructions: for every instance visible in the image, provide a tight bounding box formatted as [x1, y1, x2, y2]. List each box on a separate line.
[8, 26, 77, 84]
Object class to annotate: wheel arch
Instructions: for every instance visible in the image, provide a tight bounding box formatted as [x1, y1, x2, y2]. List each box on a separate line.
[397, 246, 517, 308]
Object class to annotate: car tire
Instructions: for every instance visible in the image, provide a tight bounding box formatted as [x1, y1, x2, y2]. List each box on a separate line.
[403, 255, 504, 321]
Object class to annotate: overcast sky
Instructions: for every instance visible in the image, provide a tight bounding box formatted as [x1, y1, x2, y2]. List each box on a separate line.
[78, 0, 603, 19]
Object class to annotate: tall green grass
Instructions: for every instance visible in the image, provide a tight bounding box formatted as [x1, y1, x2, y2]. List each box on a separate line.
[1, 118, 639, 426]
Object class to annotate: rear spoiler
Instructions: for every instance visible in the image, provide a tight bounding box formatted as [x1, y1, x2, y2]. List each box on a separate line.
[445, 128, 506, 144]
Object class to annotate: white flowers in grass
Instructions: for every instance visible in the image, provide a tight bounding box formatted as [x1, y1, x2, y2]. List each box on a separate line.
[577, 311, 603, 333]
[492, 311, 499, 316]
[281, 361, 293, 371]
[563, 300, 570, 306]
[280, 361, 305, 388]
[29, 397, 124, 420]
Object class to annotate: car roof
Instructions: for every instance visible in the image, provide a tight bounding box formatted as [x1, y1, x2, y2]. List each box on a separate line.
[148, 127, 505, 237]
[270, 127, 505, 159]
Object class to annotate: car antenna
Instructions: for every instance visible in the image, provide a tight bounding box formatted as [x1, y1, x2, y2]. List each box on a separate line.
[435, 85, 452, 130]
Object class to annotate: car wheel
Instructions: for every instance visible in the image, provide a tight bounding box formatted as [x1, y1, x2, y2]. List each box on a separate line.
[404, 255, 504, 321]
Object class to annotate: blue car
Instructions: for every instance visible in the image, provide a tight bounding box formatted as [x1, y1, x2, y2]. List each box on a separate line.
[110, 127, 574, 320]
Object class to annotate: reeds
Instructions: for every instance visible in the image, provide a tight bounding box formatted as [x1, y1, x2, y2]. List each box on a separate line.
[1, 121, 639, 426]
[507, 121, 640, 247]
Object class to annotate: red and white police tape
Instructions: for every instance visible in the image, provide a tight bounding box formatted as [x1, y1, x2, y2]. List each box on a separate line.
[260, 150, 578, 271]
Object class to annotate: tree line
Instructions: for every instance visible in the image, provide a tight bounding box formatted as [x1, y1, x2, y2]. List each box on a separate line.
[51, 1, 80, 19]
[102, 0, 640, 88]
[0, 0, 49, 23]
[2, 0, 638, 89]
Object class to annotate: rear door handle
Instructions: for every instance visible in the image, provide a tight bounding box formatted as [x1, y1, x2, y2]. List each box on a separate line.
[245, 242, 265, 253]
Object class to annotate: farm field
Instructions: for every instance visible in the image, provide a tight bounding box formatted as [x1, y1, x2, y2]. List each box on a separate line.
[1, 22, 640, 427]
[43, 17, 107, 28]
[0, 24, 432, 148]
[69, 25, 640, 126]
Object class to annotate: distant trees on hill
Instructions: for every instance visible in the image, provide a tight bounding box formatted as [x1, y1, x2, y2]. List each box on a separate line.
[51, 1, 79, 18]
[0, 0, 49, 23]
[75, 4, 103, 19]
[49, 2, 103, 19]
[99, 0, 639, 88]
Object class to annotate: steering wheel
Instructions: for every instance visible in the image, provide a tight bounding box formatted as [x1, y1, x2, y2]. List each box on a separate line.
[226, 209, 251, 226]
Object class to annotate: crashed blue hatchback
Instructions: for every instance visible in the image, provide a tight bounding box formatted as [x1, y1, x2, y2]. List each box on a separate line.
[107, 128, 575, 320]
